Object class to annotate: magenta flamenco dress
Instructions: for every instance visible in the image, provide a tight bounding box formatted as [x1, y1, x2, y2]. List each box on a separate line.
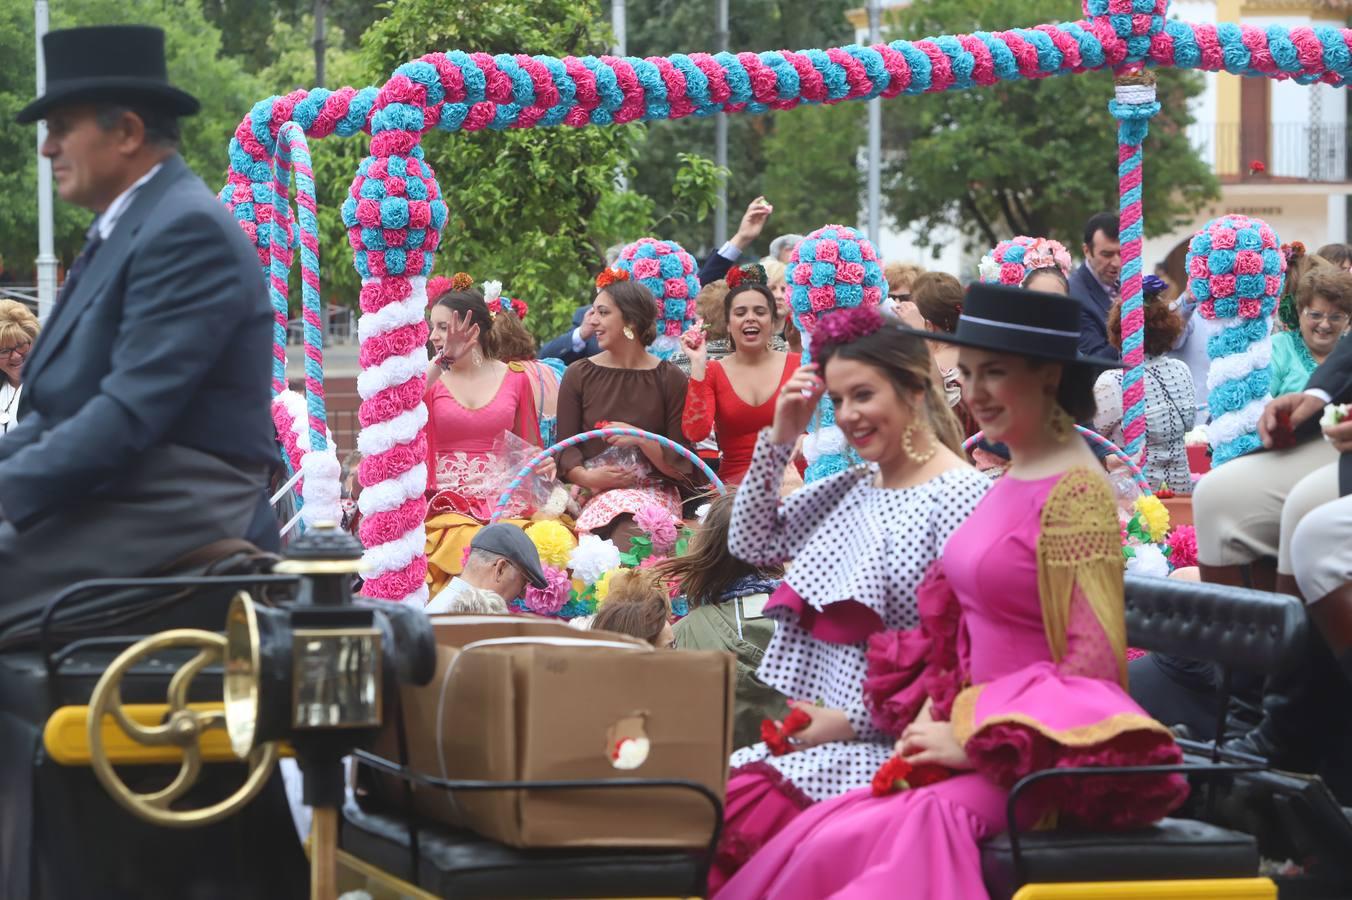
[717, 469, 1189, 899]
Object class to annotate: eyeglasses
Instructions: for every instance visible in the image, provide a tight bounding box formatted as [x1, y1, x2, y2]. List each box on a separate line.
[1302, 308, 1350, 327]
[0, 341, 31, 360]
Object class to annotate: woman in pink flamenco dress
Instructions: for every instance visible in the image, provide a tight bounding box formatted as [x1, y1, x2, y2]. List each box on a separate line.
[718, 284, 1189, 899]
[421, 282, 547, 596]
[710, 305, 989, 892]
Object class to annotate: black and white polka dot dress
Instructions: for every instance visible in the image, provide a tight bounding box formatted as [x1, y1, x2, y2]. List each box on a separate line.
[726, 430, 990, 802]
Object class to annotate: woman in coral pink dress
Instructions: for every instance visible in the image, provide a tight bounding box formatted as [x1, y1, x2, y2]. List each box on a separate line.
[680, 265, 799, 485]
[718, 285, 1188, 899]
[421, 280, 547, 596]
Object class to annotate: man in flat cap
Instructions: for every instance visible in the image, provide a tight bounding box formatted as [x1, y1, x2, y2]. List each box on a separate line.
[0, 25, 277, 606]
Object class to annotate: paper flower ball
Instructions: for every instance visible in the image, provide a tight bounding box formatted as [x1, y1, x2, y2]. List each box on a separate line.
[526, 519, 577, 569]
[787, 225, 885, 335]
[569, 534, 622, 585]
[614, 238, 700, 358]
[1083, 0, 1169, 59]
[977, 236, 1073, 286]
[1126, 543, 1171, 578]
[341, 151, 449, 280]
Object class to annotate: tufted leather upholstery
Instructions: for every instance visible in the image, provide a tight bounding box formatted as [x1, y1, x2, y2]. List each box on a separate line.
[980, 817, 1259, 900]
[1125, 574, 1307, 674]
[340, 803, 705, 898]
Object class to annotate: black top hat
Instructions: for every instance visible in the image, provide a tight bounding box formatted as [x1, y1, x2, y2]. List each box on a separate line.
[16, 25, 199, 124]
[902, 283, 1120, 368]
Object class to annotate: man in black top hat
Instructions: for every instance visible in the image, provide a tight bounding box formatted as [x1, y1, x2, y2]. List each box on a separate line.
[0, 25, 277, 605]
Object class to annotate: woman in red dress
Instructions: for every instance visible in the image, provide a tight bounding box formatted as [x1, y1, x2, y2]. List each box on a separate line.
[681, 265, 800, 485]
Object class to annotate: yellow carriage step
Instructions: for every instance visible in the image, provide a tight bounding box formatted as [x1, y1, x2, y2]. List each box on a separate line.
[44, 703, 291, 765]
[1014, 878, 1277, 899]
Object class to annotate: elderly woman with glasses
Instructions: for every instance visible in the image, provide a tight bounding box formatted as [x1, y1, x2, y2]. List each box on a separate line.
[1270, 268, 1352, 395]
[0, 300, 38, 436]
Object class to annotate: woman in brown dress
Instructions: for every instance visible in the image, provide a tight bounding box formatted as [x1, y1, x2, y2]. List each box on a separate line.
[556, 274, 698, 550]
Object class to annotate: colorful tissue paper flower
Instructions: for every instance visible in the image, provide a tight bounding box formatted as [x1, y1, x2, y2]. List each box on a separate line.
[978, 236, 1073, 286]
[525, 564, 573, 616]
[1126, 543, 1171, 578]
[526, 519, 577, 568]
[594, 567, 623, 603]
[1134, 494, 1171, 543]
[569, 534, 623, 585]
[614, 238, 701, 354]
[634, 504, 679, 554]
[1166, 525, 1198, 570]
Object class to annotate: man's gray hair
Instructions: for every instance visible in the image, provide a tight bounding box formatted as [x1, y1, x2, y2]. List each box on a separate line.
[94, 103, 181, 148]
[443, 588, 508, 615]
[769, 234, 805, 262]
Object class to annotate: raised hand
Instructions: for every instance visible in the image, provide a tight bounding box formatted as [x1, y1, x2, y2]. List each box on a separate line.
[437, 309, 480, 368]
[770, 363, 824, 445]
[1258, 392, 1323, 448]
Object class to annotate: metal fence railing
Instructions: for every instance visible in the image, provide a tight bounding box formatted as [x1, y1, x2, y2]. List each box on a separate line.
[1189, 121, 1350, 182]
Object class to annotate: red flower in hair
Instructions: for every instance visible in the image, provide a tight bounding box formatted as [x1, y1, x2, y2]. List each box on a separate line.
[595, 267, 629, 290]
[726, 263, 767, 290]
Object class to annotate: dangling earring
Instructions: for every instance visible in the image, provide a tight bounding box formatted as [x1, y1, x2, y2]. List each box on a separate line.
[623, 326, 635, 341]
[471, 346, 483, 367]
[901, 422, 937, 464]
[1047, 402, 1073, 444]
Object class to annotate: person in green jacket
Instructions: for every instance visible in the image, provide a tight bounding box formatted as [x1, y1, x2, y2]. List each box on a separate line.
[660, 491, 788, 750]
[1271, 267, 1352, 396]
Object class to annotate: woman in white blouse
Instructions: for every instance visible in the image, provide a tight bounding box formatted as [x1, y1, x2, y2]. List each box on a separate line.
[0, 300, 38, 437]
[1093, 276, 1197, 494]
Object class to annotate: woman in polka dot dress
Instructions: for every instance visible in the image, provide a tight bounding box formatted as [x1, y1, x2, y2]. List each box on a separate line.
[709, 305, 990, 891]
[719, 284, 1187, 900]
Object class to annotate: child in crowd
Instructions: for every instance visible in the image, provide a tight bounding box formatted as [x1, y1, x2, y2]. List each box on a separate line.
[591, 569, 676, 649]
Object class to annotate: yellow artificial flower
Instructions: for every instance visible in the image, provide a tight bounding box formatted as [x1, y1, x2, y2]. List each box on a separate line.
[525, 520, 576, 568]
[1134, 494, 1170, 543]
[594, 567, 623, 604]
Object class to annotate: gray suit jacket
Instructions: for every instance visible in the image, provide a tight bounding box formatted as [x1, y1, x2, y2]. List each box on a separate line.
[0, 154, 277, 533]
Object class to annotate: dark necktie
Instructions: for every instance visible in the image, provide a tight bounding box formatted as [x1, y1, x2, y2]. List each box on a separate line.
[56, 228, 104, 306]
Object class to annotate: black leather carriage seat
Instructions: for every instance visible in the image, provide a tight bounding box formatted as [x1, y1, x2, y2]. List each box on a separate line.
[981, 576, 1307, 899]
[339, 803, 706, 899]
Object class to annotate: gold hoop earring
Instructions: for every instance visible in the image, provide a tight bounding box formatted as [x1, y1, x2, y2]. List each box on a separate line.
[1047, 403, 1073, 444]
[623, 326, 635, 341]
[901, 422, 937, 464]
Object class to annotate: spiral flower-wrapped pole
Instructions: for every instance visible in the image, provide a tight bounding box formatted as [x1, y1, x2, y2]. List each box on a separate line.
[1109, 70, 1160, 460]
[343, 60, 449, 607]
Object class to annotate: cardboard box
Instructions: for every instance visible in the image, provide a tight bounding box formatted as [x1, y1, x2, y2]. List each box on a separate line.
[367, 614, 734, 849]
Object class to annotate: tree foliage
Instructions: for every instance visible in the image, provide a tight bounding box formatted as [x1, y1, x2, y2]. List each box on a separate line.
[0, 0, 263, 274]
[881, 0, 1218, 253]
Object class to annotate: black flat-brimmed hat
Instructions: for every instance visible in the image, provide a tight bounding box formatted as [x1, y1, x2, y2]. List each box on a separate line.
[17, 25, 200, 124]
[901, 282, 1121, 368]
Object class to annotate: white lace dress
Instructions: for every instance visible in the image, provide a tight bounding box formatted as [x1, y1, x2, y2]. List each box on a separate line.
[725, 431, 990, 801]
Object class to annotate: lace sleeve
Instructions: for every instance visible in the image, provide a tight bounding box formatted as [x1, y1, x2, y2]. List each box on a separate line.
[1037, 468, 1128, 685]
[1092, 370, 1123, 444]
[682, 365, 718, 443]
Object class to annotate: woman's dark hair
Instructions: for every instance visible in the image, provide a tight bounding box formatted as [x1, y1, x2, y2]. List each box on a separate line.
[817, 319, 965, 454]
[657, 491, 781, 609]
[1315, 243, 1352, 268]
[492, 309, 537, 361]
[434, 290, 498, 359]
[600, 281, 658, 346]
[1029, 358, 1098, 422]
[1106, 297, 1183, 357]
[1022, 267, 1070, 293]
[910, 272, 963, 333]
[723, 284, 780, 330]
[591, 569, 671, 647]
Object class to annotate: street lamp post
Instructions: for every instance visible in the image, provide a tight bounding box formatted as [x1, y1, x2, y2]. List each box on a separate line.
[35, 0, 57, 322]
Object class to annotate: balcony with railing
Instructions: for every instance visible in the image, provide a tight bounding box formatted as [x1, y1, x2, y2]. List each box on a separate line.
[1187, 122, 1351, 183]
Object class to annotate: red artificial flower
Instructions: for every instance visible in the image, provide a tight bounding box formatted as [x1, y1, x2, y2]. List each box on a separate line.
[1249, 159, 1266, 175]
[760, 707, 813, 756]
[871, 755, 952, 797]
[726, 266, 744, 288]
[595, 267, 630, 290]
[1272, 409, 1297, 450]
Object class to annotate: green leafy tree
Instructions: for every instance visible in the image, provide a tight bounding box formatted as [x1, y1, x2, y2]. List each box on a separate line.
[358, 0, 721, 339]
[761, 101, 865, 235]
[0, 0, 263, 275]
[881, 0, 1217, 253]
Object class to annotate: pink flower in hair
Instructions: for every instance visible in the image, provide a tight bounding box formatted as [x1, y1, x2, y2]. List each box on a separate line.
[816, 305, 885, 349]
[999, 263, 1024, 285]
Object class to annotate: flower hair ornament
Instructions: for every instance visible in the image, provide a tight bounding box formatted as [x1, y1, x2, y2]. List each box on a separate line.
[595, 267, 629, 290]
[450, 271, 475, 292]
[726, 263, 767, 289]
[482, 279, 528, 320]
[977, 236, 1073, 285]
[1141, 274, 1169, 299]
[815, 304, 886, 351]
[1282, 241, 1306, 264]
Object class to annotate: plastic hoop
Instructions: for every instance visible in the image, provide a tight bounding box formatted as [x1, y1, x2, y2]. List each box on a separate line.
[962, 426, 1154, 497]
[488, 428, 727, 524]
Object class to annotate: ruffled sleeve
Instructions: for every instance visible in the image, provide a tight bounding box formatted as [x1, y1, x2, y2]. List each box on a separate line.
[1092, 370, 1124, 447]
[682, 361, 719, 443]
[951, 469, 1188, 830]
